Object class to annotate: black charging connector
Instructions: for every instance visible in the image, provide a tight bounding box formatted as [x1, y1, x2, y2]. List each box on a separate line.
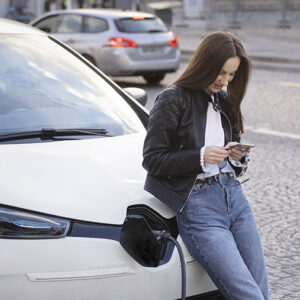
[120, 207, 185, 300]
[153, 230, 186, 300]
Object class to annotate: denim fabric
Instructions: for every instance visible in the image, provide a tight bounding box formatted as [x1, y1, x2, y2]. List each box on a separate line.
[177, 175, 271, 300]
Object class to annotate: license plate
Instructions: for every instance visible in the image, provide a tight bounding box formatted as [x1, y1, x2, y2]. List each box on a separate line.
[142, 46, 163, 53]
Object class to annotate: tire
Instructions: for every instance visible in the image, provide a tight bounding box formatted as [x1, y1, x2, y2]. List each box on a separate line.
[143, 73, 165, 84]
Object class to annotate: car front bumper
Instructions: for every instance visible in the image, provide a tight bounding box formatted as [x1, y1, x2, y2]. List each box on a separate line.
[0, 235, 218, 300]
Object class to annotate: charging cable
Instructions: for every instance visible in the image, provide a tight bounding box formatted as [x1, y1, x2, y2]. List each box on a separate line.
[154, 231, 186, 300]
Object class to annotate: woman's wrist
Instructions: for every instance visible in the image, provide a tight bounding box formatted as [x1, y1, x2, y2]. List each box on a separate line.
[229, 152, 250, 167]
[200, 147, 210, 173]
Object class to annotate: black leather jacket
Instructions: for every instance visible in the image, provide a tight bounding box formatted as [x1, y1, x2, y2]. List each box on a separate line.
[143, 85, 246, 212]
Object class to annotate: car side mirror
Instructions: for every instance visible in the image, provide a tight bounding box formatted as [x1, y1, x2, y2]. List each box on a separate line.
[123, 87, 147, 106]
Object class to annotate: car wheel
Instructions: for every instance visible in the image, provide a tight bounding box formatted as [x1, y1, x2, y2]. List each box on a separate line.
[143, 73, 165, 84]
[82, 54, 96, 66]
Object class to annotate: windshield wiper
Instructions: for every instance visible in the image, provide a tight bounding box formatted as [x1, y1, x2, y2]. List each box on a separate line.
[0, 128, 111, 142]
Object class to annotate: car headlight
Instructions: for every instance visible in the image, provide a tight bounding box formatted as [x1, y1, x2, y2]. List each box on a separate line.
[0, 206, 70, 239]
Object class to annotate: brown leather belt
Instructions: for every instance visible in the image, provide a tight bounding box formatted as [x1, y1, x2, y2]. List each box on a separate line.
[195, 172, 234, 185]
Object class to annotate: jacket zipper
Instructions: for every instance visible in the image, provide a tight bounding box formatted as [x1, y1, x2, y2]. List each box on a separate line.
[179, 176, 197, 212]
[179, 104, 233, 213]
[219, 109, 233, 143]
[214, 94, 233, 142]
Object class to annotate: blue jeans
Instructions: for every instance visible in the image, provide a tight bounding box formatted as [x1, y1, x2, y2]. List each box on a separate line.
[177, 174, 271, 300]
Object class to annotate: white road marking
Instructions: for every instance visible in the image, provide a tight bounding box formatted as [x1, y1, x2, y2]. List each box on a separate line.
[275, 82, 300, 88]
[246, 126, 300, 140]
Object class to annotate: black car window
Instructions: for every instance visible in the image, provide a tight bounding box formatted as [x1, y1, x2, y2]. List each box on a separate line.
[33, 15, 60, 33]
[115, 17, 167, 33]
[57, 14, 82, 33]
[83, 16, 108, 33]
[0, 35, 145, 138]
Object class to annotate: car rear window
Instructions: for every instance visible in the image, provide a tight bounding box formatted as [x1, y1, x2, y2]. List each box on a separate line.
[115, 17, 167, 33]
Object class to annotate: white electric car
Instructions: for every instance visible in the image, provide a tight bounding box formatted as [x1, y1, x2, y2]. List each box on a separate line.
[0, 19, 222, 300]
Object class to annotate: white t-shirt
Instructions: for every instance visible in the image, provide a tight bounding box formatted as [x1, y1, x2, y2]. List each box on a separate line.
[197, 94, 235, 179]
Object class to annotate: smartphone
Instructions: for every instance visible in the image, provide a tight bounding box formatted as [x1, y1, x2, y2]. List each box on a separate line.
[229, 143, 255, 151]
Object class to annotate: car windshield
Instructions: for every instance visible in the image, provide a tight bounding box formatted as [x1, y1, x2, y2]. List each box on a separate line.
[0, 35, 145, 139]
[115, 17, 167, 33]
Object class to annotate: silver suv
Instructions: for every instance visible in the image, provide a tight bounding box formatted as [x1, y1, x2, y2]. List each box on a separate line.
[31, 9, 180, 84]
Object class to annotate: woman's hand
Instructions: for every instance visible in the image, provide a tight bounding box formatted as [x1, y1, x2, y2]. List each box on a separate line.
[225, 142, 250, 161]
[204, 146, 229, 164]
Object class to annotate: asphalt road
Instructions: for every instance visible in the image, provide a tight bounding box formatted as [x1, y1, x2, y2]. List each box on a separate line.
[112, 63, 300, 299]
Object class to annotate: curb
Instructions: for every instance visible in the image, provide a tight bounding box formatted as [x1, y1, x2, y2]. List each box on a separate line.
[180, 50, 300, 65]
[247, 55, 300, 65]
[251, 62, 300, 74]
[180, 51, 300, 73]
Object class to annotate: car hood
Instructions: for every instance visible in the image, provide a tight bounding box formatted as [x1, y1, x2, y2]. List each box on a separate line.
[0, 133, 175, 224]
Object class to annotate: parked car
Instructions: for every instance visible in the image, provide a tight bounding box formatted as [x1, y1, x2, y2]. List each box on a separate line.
[0, 19, 223, 300]
[30, 9, 180, 84]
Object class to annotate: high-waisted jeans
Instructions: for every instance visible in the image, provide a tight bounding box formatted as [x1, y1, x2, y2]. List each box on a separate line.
[177, 175, 271, 300]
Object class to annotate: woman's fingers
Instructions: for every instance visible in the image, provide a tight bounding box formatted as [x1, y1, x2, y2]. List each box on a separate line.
[204, 145, 249, 164]
[224, 141, 238, 150]
[229, 148, 244, 160]
[204, 146, 229, 164]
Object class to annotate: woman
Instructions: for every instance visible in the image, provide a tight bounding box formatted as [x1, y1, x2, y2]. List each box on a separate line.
[142, 31, 271, 299]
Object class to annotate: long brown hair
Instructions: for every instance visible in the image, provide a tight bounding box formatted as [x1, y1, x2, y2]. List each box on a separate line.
[173, 31, 252, 133]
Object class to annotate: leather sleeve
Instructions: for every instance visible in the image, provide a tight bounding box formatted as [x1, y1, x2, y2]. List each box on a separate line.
[143, 90, 203, 177]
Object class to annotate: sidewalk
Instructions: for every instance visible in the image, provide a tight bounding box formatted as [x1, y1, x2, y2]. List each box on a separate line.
[171, 15, 300, 73]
